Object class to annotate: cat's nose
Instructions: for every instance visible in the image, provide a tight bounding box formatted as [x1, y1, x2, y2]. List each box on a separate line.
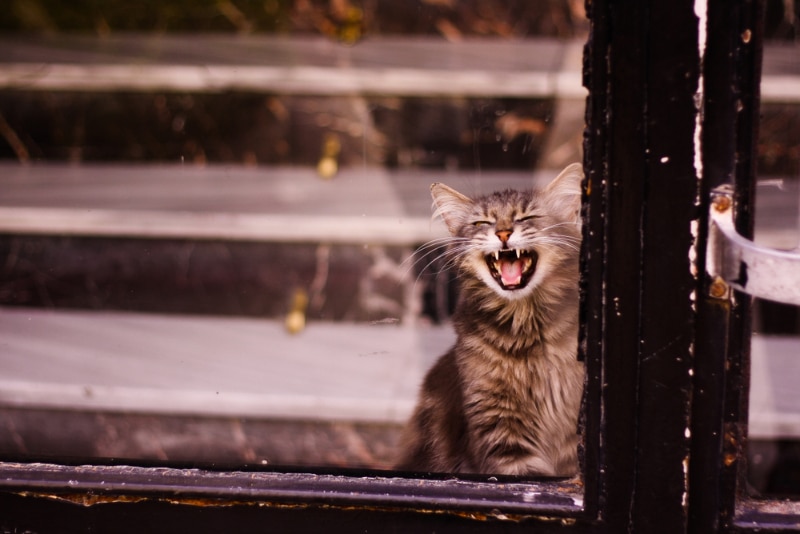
[495, 229, 513, 244]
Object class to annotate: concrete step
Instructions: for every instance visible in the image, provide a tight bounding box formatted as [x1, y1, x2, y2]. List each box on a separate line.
[0, 163, 562, 242]
[1, 164, 797, 319]
[2, 35, 798, 103]
[0, 36, 583, 168]
[0, 307, 453, 423]
[0, 35, 583, 98]
[0, 306, 797, 470]
[2, 163, 795, 245]
[0, 164, 561, 320]
[0, 306, 455, 468]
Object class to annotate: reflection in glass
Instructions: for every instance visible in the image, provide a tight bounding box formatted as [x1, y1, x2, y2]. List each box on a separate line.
[748, 129, 800, 497]
[0, 2, 588, 471]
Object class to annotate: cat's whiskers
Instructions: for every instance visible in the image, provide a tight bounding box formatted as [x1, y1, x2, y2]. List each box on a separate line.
[401, 218, 581, 309]
[401, 237, 462, 272]
[402, 236, 475, 289]
[526, 234, 582, 252]
[537, 221, 581, 232]
[433, 242, 486, 275]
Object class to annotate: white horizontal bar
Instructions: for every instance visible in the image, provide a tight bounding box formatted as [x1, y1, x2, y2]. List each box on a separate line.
[0, 379, 416, 423]
[760, 74, 800, 104]
[0, 206, 446, 245]
[0, 308, 456, 423]
[0, 63, 576, 98]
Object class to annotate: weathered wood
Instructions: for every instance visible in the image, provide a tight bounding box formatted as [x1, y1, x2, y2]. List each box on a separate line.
[581, 0, 708, 530]
[690, 0, 764, 531]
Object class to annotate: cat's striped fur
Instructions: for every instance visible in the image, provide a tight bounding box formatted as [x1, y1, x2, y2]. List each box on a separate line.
[397, 163, 584, 476]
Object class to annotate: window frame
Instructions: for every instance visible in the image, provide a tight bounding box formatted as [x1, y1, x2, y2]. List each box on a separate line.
[2, 0, 799, 532]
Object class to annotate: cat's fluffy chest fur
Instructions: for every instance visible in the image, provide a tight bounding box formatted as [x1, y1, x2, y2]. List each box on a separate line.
[396, 163, 584, 476]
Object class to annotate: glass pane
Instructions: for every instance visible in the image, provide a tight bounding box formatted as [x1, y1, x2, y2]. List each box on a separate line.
[747, 11, 800, 495]
[0, 1, 589, 476]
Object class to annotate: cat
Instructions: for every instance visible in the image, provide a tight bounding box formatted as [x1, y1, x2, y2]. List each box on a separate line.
[396, 163, 584, 476]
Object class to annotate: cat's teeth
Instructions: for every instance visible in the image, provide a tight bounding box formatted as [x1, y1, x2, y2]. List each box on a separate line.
[493, 251, 500, 261]
[515, 248, 521, 259]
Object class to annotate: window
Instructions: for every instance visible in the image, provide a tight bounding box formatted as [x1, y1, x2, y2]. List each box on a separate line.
[749, 184, 800, 497]
[0, 3, 587, 472]
[747, 31, 800, 495]
[2, 1, 800, 532]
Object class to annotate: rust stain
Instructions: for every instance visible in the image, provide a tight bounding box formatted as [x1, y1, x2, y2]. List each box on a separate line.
[722, 425, 741, 468]
[9, 489, 583, 525]
[712, 194, 732, 213]
[17, 491, 149, 507]
[709, 277, 729, 299]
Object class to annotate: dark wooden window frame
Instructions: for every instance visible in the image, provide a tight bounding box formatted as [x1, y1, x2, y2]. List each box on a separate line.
[1, 0, 798, 532]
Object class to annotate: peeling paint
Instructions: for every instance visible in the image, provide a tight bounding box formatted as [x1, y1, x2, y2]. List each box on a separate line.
[693, 0, 707, 181]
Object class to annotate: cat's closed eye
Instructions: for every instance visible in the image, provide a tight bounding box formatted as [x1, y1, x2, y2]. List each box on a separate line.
[472, 220, 493, 227]
[516, 214, 540, 223]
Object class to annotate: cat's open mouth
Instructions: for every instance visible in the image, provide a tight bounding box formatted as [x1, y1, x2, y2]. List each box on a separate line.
[486, 249, 538, 290]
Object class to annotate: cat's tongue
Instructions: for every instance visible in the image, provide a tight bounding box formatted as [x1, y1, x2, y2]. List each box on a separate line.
[499, 258, 524, 287]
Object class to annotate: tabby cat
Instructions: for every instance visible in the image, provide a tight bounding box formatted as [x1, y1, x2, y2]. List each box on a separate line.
[397, 163, 584, 476]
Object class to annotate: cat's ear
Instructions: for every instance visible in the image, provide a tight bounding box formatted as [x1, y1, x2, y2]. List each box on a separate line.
[543, 162, 583, 223]
[431, 183, 473, 235]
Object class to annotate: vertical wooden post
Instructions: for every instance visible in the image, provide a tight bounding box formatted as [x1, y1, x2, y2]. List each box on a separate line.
[689, 0, 763, 531]
[583, 0, 705, 530]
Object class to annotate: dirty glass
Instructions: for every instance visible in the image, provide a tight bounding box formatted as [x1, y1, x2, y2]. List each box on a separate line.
[0, 1, 589, 473]
[747, 12, 800, 496]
